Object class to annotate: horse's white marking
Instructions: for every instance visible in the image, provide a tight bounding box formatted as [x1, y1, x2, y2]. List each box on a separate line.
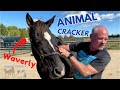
[44, 32, 55, 51]
[44, 32, 65, 77]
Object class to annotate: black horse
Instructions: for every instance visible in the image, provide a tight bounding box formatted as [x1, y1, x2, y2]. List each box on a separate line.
[26, 13, 73, 79]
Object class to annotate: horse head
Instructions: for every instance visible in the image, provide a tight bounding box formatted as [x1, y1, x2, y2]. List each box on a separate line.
[26, 13, 73, 79]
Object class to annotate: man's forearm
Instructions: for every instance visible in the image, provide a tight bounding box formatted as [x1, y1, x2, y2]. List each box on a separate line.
[69, 56, 98, 77]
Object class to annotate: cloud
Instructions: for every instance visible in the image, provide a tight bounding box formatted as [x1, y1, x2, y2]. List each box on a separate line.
[63, 11, 120, 28]
[116, 13, 120, 17]
[108, 20, 113, 22]
[65, 11, 101, 23]
[80, 24, 90, 28]
[100, 13, 120, 20]
[94, 13, 101, 21]
[33, 19, 39, 22]
[64, 11, 120, 21]
[100, 13, 115, 19]
[65, 11, 88, 18]
[79, 22, 101, 28]
[64, 11, 81, 14]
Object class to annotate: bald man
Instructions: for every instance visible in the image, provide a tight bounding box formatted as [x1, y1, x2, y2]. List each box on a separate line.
[58, 25, 111, 79]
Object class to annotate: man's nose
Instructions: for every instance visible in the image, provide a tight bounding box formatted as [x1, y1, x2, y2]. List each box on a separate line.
[101, 39, 106, 44]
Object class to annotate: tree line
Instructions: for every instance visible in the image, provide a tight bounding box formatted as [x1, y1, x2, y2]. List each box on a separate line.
[0, 24, 29, 38]
[109, 34, 120, 38]
[0, 23, 119, 41]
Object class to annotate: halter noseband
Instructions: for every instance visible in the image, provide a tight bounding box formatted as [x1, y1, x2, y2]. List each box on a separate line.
[31, 42, 60, 59]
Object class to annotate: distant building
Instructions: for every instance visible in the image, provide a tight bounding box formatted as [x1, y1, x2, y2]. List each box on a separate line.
[0, 37, 4, 47]
[0, 36, 20, 42]
[0, 36, 20, 47]
[0, 37, 4, 42]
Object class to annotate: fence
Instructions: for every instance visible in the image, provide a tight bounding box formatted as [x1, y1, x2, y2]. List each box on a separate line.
[0, 40, 120, 58]
[0, 42, 31, 58]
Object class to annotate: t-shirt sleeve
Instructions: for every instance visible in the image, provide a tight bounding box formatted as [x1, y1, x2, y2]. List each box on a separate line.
[56, 36, 66, 45]
[90, 50, 111, 73]
[90, 56, 111, 73]
[69, 42, 84, 52]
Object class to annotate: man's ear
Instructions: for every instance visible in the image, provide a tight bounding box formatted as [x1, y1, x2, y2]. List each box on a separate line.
[90, 34, 92, 39]
[45, 15, 56, 27]
[26, 13, 34, 27]
[90, 34, 95, 41]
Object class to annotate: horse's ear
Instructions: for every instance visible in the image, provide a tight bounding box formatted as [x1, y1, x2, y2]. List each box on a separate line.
[26, 13, 34, 27]
[45, 15, 56, 27]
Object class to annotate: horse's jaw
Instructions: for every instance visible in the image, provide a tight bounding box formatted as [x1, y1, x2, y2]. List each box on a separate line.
[36, 60, 66, 79]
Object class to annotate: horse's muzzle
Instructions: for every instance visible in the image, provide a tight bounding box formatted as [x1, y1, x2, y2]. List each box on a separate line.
[53, 66, 65, 78]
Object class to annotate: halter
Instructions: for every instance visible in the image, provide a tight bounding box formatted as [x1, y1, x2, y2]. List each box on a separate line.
[31, 42, 63, 72]
[31, 42, 60, 59]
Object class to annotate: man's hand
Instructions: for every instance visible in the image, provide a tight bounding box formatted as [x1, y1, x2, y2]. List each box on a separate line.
[58, 47, 70, 58]
[57, 44, 70, 52]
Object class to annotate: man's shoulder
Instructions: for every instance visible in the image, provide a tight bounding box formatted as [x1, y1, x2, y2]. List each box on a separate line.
[96, 48, 111, 61]
[99, 49, 111, 57]
[74, 42, 90, 47]
[69, 42, 90, 52]
[70, 41, 90, 44]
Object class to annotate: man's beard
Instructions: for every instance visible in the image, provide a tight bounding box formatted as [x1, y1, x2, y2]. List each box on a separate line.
[98, 46, 105, 50]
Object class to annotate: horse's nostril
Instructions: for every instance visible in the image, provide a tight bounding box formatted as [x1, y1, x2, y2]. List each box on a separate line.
[54, 68, 61, 75]
[53, 66, 65, 77]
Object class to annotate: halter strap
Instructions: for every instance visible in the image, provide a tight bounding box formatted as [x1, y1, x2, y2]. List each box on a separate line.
[31, 42, 59, 59]
[44, 52, 59, 57]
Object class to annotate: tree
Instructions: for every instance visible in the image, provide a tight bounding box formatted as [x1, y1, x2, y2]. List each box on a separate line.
[64, 35, 69, 41]
[69, 35, 75, 41]
[57, 35, 63, 40]
[116, 34, 120, 37]
[19, 28, 29, 38]
[14, 30, 20, 36]
[0, 24, 6, 36]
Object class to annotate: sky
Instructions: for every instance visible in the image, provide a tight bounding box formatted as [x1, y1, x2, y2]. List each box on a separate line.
[0, 11, 120, 37]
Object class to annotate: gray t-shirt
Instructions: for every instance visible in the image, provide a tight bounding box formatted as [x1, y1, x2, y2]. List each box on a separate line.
[69, 42, 111, 79]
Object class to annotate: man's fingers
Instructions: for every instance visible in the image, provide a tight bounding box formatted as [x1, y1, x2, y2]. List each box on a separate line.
[58, 47, 65, 55]
[60, 52, 64, 56]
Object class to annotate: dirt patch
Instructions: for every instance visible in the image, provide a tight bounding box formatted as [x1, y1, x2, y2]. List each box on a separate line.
[0, 50, 120, 79]
[101, 50, 120, 79]
[0, 52, 40, 79]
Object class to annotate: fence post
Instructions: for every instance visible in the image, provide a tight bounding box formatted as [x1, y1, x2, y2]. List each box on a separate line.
[8, 42, 11, 55]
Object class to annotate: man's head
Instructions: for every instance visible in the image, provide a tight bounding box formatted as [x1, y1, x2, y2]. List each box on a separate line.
[90, 25, 109, 51]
